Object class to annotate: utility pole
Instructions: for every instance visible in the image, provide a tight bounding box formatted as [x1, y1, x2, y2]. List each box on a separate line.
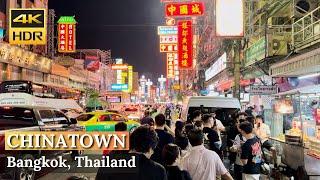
[233, 40, 241, 100]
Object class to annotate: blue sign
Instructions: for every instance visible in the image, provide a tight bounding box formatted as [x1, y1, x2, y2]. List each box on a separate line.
[111, 84, 128, 91]
[158, 26, 178, 35]
[0, 28, 5, 39]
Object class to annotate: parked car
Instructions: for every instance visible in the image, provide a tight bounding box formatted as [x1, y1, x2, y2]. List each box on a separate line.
[76, 111, 140, 133]
[0, 105, 84, 180]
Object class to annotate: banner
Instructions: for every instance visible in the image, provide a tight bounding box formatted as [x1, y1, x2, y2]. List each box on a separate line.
[85, 55, 100, 71]
[178, 20, 193, 69]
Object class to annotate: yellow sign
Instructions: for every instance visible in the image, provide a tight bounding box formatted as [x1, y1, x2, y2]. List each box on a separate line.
[0, 43, 51, 73]
[173, 84, 180, 90]
[9, 9, 47, 45]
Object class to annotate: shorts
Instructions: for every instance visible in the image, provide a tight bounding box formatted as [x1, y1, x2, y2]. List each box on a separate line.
[242, 173, 260, 180]
[262, 140, 273, 151]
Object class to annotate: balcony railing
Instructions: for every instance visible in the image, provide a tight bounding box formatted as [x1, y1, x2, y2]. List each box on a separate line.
[292, 6, 320, 51]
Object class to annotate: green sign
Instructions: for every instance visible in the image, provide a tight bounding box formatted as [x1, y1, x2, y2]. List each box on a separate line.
[57, 16, 77, 24]
[244, 37, 266, 67]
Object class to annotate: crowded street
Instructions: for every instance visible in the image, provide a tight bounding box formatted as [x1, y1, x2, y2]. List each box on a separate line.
[0, 0, 320, 180]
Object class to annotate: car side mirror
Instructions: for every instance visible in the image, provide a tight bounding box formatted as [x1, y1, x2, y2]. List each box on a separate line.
[70, 118, 77, 124]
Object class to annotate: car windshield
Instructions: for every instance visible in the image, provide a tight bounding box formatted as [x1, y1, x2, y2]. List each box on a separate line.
[0, 107, 36, 129]
[76, 114, 95, 122]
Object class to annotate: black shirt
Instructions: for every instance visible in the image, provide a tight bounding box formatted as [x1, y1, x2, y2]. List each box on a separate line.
[151, 129, 175, 165]
[203, 127, 221, 156]
[96, 153, 167, 180]
[165, 166, 192, 180]
[241, 136, 262, 174]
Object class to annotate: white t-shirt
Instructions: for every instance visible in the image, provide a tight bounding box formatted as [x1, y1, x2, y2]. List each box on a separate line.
[216, 119, 225, 141]
[182, 145, 228, 180]
[232, 134, 247, 166]
[254, 123, 271, 143]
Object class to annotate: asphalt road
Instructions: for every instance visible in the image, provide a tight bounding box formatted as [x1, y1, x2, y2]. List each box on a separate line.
[38, 151, 101, 180]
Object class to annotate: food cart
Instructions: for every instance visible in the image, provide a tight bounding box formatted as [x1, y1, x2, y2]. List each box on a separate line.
[270, 85, 320, 179]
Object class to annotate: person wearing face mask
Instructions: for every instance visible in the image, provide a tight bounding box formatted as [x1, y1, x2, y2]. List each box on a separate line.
[162, 144, 192, 180]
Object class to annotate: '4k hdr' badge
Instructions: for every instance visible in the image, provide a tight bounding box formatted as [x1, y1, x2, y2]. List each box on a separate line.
[9, 9, 47, 45]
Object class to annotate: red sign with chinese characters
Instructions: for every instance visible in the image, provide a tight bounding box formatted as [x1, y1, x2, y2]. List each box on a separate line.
[58, 24, 76, 53]
[165, 2, 204, 17]
[178, 20, 193, 69]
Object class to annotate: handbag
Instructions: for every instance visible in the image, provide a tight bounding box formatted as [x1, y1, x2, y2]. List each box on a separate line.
[259, 138, 271, 175]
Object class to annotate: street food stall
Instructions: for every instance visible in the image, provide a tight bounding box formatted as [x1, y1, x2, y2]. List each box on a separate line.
[269, 85, 320, 178]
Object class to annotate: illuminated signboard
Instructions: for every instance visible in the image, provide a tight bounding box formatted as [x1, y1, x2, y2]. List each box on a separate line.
[111, 64, 128, 70]
[167, 53, 175, 78]
[178, 20, 193, 69]
[57, 16, 77, 52]
[123, 66, 133, 93]
[165, 2, 204, 17]
[111, 84, 128, 91]
[205, 52, 227, 81]
[160, 44, 178, 52]
[158, 26, 178, 35]
[106, 96, 121, 103]
[216, 0, 244, 37]
[173, 53, 179, 80]
[9, 9, 47, 45]
[166, 18, 175, 26]
[116, 59, 123, 84]
[160, 35, 177, 44]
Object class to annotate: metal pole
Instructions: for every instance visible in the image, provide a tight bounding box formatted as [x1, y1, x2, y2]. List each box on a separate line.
[233, 40, 241, 100]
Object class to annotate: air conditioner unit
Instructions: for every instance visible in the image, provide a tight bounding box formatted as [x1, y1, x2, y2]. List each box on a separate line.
[268, 36, 289, 56]
[293, 0, 319, 18]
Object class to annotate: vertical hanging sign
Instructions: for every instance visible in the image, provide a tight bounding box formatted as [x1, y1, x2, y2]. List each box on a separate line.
[57, 16, 77, 53]
[178, 20, 193, 69]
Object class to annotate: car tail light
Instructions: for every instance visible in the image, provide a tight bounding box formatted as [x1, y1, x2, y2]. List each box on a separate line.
[0, 134, 5, 152]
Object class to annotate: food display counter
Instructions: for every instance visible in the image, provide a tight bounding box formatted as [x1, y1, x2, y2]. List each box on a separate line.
[270, 85, 320, 178]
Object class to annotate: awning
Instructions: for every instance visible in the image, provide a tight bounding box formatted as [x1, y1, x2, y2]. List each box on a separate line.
[270, 48, 320, 77]
[216, 79, 251, 92]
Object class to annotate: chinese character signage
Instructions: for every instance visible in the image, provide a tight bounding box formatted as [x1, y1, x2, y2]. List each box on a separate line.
[123, 66, 133, 93]
[165, 2, 204, 17]
[9, 9, 47, 45]
[160, 35, 177, 44]
[167, 53, 175, 78]
[178, 20, 193, 69]
[160, 44, 178, 52]
[57, 16, 77, 53]
[158, 26, 177, 35]
[173, 53, 179, 80]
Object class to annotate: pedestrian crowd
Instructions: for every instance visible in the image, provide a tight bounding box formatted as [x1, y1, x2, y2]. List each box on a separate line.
[95, 106, 273, 180]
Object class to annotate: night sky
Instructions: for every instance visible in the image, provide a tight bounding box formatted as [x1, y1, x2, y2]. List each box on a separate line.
[49, 0, 165, 78]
